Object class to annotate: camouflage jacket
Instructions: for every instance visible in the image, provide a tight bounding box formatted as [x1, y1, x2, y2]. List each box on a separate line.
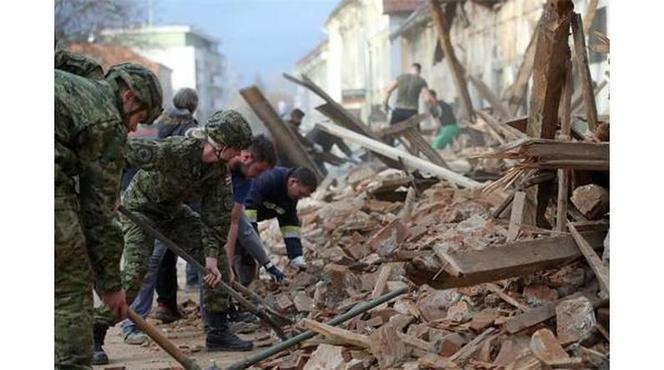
[123, 137, 234, 259]
[55, 69, 127, 295]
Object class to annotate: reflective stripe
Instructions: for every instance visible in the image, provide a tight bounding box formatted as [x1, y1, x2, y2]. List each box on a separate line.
[244, 209, 257, 222]
[280, 225, 301, 239]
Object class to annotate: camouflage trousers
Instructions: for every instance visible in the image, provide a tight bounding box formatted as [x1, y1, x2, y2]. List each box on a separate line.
[55, 195, 94, 370]
[95, 204, 230, 327]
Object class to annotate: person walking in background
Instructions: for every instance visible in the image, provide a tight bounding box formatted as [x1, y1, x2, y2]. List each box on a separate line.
[383, 62, 437, 135]
[429, 90, 460, 150]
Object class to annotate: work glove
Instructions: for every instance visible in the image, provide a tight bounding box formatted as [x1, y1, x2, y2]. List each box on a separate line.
[290, 256, 307, 270]
[264, 261, 286, 283]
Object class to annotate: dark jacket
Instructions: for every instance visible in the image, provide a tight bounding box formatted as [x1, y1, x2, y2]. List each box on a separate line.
[244, 167, 303, 259]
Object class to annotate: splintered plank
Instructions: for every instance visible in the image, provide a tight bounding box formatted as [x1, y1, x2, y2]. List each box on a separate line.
[524, 0, 574, 227]
[571, 13, 599, 131]
[488, 138, 609, 162]
[407, 229, 607, 289]
[568, 223, 609, 296]
[302, 319, 371, 349]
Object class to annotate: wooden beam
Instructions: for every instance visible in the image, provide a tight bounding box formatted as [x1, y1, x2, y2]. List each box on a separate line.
[315, 122, 481, 189]
[315, 102, 401, 168]
[524, 0, 574, 227]
[519, 159, 608, 171]
[504, 290, 605, 334]
[491, 139, 609, 162]
[302, 319, 372, 349]
[504, 16, 543, 116]
[429, 0, 476, 122]
[283, 73, 400, 169]
[468, 74, 512, 120]
[239, 86, 324, 180]
[556, 60, 573, 232]
[371, 264, 393, 299]
[507, 191, 527, 241]
[571, 13, 599, 132]
[379, 113, 429, 138]
[503, 116, 528, 133]
[582, 0, 600, 35]
[405, 229, 607, 289]
[568, 223, 609, 296]
[571, 79, 607, 114]
[401, 128, 450, 169]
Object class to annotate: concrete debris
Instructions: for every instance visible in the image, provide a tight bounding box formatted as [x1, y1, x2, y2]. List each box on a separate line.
[556, 296, 598, 345]
[571, 184, 609, 220]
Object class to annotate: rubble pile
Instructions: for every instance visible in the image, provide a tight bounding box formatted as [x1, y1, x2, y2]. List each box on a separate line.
[248, 162, 609, 370]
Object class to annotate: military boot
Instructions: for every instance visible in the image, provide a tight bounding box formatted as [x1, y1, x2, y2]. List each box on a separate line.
[205, 312, 254, 352]
[91, 324, 109, 365]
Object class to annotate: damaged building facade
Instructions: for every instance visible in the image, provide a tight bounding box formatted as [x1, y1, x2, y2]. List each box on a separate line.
[294, 0, 609, 131]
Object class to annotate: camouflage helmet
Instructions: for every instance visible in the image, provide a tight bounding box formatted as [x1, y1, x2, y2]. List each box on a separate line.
[205, 110, 253, 150]
[105, 63, 164, 124]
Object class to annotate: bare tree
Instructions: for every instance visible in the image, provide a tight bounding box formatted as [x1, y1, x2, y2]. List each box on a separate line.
[55, 0, 146, 48]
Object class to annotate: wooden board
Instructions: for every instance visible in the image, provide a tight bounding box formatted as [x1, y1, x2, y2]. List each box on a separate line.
[571, 13, 599, 131]
[302, 319, 372, 349]
[379, 113, 429, 138]
[556, 59, 573, 232]
[429, 0, 476, 122]
[401, 128, 450, 169]
[239, 86, 324, 180]
[315, 122, 481, 189]
[405, 229, 607, 289]
[504, 291, 604, 334]
[507, 191, 527, 241]
[524, 0, 574, 227]
[283, 73, 400, 168]
[568, 223, 609, 296]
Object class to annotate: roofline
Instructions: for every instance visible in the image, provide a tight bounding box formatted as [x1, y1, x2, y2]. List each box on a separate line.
[324, 0, 358, 26]
[102, 24, 220, 44]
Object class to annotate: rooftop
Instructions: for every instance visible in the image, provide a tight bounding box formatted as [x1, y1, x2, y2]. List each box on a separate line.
[102, 24, 220, 44]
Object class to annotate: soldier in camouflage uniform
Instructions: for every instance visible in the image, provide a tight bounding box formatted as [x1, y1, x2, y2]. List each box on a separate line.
[55, 57, 163, 370]
[92, 110, 255, 362]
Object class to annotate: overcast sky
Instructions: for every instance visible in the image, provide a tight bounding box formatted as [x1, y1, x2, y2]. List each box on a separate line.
[153, 0, 338, 86]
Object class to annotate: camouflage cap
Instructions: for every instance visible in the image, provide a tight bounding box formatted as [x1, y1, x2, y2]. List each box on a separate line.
[205, 110, 253, 150]
[105, 63, 164, 124]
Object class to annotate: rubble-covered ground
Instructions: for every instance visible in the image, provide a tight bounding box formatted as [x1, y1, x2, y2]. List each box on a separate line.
[245, 162, 610, 370]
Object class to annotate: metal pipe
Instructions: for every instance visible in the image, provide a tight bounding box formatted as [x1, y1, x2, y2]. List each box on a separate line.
[225, 287, 409, 370]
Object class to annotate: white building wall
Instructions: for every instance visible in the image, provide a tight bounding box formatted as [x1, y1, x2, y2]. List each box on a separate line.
[401, 0, 609, 117]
